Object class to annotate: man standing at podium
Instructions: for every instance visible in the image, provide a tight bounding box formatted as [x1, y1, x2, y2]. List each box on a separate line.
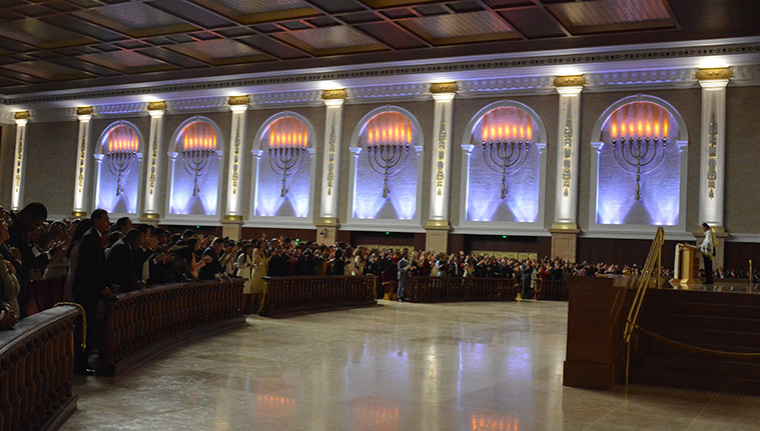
[699, 223, 717, 285]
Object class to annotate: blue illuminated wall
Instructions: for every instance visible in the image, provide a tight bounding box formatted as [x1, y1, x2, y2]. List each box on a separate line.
[352, 110, 419, 221]
[95, 121, 142, 214]
[168, 118, 220, 216]
[465, 105, 541, 223]
[253, 114, 313, 218]
[595, 101, 682, 226]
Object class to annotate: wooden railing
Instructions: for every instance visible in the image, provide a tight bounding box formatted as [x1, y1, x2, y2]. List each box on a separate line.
[98, 279, 245, 377]
[260, 276, 377, 317]
[535, 278, 569, 301]
[0, 306, 80, 431]
[407, 276, 519, 302]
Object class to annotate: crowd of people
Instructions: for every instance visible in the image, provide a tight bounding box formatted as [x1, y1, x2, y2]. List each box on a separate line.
[0, 202, 755, 373]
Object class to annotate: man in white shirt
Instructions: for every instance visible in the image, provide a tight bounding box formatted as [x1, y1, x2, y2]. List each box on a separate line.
[699, 223, 717, 284]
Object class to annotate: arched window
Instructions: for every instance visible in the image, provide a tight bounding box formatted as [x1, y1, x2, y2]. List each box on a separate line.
[251, 114, 315, 219]
[347, 108, 423, 227]
[592, 97, 687, 228]
[460, 102, 547, 228]
[168, 117, 222, 216]
[94, 121, 142, 214]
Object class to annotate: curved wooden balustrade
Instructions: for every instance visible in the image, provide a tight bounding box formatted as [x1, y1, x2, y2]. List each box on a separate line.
[98, 279, 245, 378]
[535, 279, 569, 301]
[0, 306, 79, 431]
[407, 276, 519, 302]
[260, 276, 377, 317]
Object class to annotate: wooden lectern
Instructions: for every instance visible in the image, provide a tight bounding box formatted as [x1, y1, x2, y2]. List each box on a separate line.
[675, 243, 701, 286]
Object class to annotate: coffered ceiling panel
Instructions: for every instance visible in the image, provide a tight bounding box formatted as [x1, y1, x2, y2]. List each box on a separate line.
[0, 0, 757, 95]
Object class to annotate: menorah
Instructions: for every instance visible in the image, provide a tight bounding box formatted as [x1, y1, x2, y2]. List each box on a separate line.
[106, 135, 137, 196]
[611, 122, 667, 201]
[268, 146, 306, 197]
[106, 148, 135, 196]
[481, 128, 531, 199]
[183, 143, 214, 197]
[367, 142, 410, 198]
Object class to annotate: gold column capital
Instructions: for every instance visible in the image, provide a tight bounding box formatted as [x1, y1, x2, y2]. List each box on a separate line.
[141, 212, 161, 220]
[696, 67, 732, 81]
[424, 220, 451, 230]
[71, 210, 87, 218]
[147, 101, 167, 111]
[222, 214, 244, 222]
[228, 95, 250, 106]
[14, 111, 29, 120]
[321, 89, 347, 100]
[429, 82, 458, 94]
[76, 106, 93, 116]
[554, 75, 586, 87]
[315, 217, 340, 226]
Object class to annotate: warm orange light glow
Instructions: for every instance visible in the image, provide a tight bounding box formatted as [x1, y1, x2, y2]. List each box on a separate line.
[637, 121, 643, 136]
[663, 119, 669, 137]
[519, 125, 525, 140]
[527, 125, 532, 141]
[646, 122, 651, 136]
[654, 122, 660, 136]
[611, 123, 618, 139]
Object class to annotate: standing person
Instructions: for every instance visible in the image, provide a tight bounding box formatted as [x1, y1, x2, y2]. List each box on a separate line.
[250, 239, 269, 313]
[397, 252, 411, 302]
[72, 208, 111, 375]
[520, 260, 534, 301]
[237, 244, 255, 314]
[699, 223, 718, 285]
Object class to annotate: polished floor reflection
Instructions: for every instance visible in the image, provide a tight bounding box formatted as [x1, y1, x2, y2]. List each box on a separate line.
[61, 300, 760, 430]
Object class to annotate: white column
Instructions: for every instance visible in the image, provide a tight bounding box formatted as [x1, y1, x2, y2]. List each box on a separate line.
[316, 89, 346, 245]
[92, 154, 105, 211]
[552, 76, 585, 229]
[697, 68, 731, 231]
[10, 111, 29, 211]
[428, 83, 457, 225]
[224, 96, 250, 220]
[71, 107, 92, 217]
[142, 102, 166, 222]
[426, 82, 457, 253]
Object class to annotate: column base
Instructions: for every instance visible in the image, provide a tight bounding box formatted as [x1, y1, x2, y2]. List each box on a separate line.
[425, 220, 451, 253]
[221, 215, 244, 240]
[549, 224, 580, 262]
[71, 210, 87, 218]
[315, 217, 340, 245]
[139, 213, 161, 227]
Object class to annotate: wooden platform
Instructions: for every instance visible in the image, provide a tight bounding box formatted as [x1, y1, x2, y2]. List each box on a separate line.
[564, 277, 760, 396]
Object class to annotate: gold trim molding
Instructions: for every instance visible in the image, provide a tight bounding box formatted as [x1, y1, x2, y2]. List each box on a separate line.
[71, 211, 87, 218]
[147, 101, 167, 111]
[554, 75, 586, 87]
[141, 212, 160, 220]
[321, 89, 347, 100]
[550, 222, 579, 230]
[315, 217, 340, 226]
[425, 220, 450, 230]
[228, 95, 250, 106]
[14, 111, 29, 120]
[429, 82, 458, 94]
[223, 214, 244, 222]
[696, 67, 732, 81]
[76, 106, 93, 116]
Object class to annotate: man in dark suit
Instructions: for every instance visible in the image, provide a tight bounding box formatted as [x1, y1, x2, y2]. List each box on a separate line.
[198, 238, 225, 280]
[105, 229, 143, 293]
[72, 208, 111, 375]
[7, 202, 63, 317]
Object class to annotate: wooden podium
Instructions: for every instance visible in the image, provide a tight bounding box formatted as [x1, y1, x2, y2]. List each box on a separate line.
[674, 243, 701, 286]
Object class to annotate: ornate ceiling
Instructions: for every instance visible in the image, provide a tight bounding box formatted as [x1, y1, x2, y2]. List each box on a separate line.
[0, 0, 759, 98]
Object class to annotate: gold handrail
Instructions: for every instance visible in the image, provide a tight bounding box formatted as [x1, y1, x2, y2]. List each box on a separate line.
[623, 226, 665, 385]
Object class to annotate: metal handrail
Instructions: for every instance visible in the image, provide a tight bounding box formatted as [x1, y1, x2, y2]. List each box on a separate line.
[623, 226, 665, 385]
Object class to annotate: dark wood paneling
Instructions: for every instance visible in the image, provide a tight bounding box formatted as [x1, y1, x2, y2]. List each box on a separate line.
[241, 227, 316, 242]
[159, 224, 222, 238]
[350, 231, 416, 248]
[577, 238, 680, 269]
[464, 234, 538, 253]
[723, 242, 760, 273]
[449, 234, 465, 254]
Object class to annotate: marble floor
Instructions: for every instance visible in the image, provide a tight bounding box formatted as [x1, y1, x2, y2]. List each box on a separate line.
[61, 300, 760, 431]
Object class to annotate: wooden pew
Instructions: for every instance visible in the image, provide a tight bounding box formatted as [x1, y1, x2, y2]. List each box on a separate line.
[0, 306, 79, 431]
[260, 276, 377, 317]
[97, 279, 245, 378]
[406, 276, 519, 303]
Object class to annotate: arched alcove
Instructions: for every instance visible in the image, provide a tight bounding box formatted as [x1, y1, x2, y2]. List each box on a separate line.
[589, 95, 689, 232]
[457, 100, 548, 235]
[93, 121, 144, 215]
[249, 111, 316, 226]
[166, 116, 224, 217]
[345, 106, 424, 231]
